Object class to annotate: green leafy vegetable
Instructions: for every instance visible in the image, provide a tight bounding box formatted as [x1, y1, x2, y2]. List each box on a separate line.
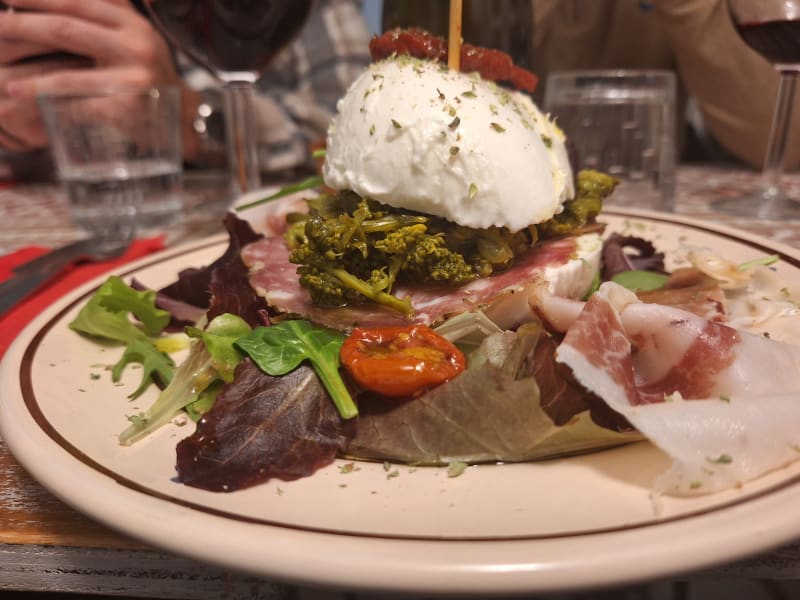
[286, 169, 617, 314]
[234, 175, 324, 212]
[611, 270, 670, 292]
[286, 194, 536, 313]
[447, 461, 469, 477]
[737, 254, 779, 271]
[433, 309, 503, 353]
[152, 332, 191, 354]
[235, 320, 358, 420]
[118, 313, 252, 445]
[70, 276, 174, 397]
[111, 339, 175, 399]
[185, 381, 223, 422]
[91, 276, 171, 336]
[582, 269, 602, 300]
[69, 275, 170, 344]
[537, 170, 617, 236]
[185, 313, 254, 382]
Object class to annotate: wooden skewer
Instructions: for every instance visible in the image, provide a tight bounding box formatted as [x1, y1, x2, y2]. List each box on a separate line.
[448, 0, 463, 71]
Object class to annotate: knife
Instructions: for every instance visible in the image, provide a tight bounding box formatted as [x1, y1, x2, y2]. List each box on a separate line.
[0, 238, 129, 317]
[0, 265, 64, 317]
[10, 237, 99, 275]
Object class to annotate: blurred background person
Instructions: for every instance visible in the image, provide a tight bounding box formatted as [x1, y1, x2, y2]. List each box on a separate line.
[383, 0, 800, 170]
[4, 0, 794, 180]
[0, 0, 371, 182]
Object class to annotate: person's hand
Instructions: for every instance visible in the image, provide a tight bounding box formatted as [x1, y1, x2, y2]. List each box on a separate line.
[0, 52, 90, 149]
[0, 0, 190, 151]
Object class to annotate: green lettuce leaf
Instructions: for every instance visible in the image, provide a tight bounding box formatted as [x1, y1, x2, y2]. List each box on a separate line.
[186, 313, 255, 382]
[611, 269, 670, 292]
[70, 276, 174, 398]
[111, 339, 175, 400]
[70, 275, 170, 340]
[235, 320, 358, 419]
[118, 313, 252, 445]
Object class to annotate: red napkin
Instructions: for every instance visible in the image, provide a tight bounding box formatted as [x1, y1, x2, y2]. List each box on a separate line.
[0, 237, 166, 360]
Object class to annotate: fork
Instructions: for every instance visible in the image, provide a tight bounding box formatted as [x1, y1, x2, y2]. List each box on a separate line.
[0, 236, 131, 318]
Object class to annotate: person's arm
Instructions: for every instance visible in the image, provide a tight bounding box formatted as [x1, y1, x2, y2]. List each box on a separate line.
[651, 0, 800, 169]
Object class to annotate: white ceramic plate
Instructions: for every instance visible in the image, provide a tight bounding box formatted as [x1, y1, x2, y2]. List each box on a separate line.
[2, 208, 800, 595]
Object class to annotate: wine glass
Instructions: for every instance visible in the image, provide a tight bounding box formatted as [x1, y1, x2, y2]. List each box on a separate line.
[712, 0, 800, 219]
[143, 0, 312, 193]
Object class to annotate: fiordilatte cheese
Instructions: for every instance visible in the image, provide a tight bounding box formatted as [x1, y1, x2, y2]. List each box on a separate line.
[322, 56, 574, 232]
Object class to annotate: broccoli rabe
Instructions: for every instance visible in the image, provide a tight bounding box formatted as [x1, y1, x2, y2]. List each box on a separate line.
[288, 197, 476, 312]
[401, 234, 474, 284]
[538, 170, 618, 236]
[287, 169, 617, 314]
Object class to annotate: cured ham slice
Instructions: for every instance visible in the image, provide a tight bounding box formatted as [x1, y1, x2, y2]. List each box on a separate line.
[636, 268, 727, 323]
[530, 269, 727, 332]
[242, 233, 599, 331]
[554, 282, 800, 495]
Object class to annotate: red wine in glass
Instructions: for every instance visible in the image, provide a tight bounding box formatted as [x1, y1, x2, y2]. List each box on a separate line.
[144, 0, 312, 192]
[712, 0, 800, 219]
[737, 20, 800, 66]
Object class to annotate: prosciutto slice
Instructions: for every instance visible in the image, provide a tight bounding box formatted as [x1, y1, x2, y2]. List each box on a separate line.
[242, 233, 597, 331]
[552, 282, 800, 495]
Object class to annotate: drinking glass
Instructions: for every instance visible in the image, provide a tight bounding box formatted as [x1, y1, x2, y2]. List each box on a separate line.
[143, 0, 312, 193]
[712, 0, 800, 219]
[38, 87, 183, 243]
[544, 70, 677, 213]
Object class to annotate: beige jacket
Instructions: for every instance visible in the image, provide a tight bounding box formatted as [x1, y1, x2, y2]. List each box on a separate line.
[531, 0, 799, 169]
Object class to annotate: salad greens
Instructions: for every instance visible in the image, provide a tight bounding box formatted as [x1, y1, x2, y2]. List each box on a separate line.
[119, 313, 253, 446]
[345, 324, 641, 464]
[235, 320, 358, 420]
[111, 339, 175, 400]
[738, 254, 779, 271]
[70, 275, 171, 342]
[234, 175, 324, 211]
[611, 269, 670, 292]
[175, 360, 353, 492]
[184, 381, 222, 422]
[73, 270, 357, 447]
[68, 209, 681, 491]
[70, 276, 175, 397]
[185, 315, 252, 383]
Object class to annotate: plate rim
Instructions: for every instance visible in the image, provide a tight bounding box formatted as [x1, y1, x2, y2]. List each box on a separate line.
[3, 207, 800, 594]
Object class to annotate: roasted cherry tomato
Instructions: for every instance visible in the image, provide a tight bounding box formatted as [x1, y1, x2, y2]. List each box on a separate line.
[340, 325, 466, 397]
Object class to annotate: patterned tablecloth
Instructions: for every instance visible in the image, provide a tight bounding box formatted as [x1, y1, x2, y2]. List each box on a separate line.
[0, 170, 233, 254]
[3, 165, 800, 253]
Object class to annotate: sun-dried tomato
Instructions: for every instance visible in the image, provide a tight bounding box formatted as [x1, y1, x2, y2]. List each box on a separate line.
[369, 27, 538, 91]
[340, 324, 466, 397]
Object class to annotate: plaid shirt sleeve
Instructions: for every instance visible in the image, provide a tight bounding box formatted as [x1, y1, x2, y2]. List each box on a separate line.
[252, 0, 372, 177]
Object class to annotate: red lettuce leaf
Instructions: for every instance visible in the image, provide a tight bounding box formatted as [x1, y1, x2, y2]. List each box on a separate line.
[175, 358, 355, 491]
[130, 277, 206, 329]
[206, 246, 270, 328]
[531, 334, 632, 431]
[601, 233, 666, 281]
[159, 213, 263, 310]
